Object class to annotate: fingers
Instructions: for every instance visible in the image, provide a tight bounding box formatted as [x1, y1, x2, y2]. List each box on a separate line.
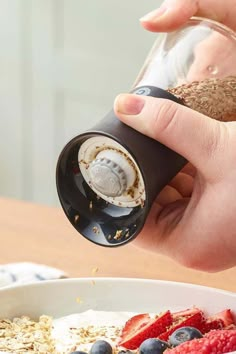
[140, 0, 198, 32]
[140, 0, 235, 32]
[114, 93, 229, 181]
[156, 185, 183, 207]
[168, 172, 194, 197]
[181, 164, 196, 178]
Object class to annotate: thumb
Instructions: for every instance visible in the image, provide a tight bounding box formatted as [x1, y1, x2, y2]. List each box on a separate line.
[114, 93, 228, 181]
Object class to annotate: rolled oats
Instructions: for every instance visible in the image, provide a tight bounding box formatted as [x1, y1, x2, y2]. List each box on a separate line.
[0, 315, 55, 353]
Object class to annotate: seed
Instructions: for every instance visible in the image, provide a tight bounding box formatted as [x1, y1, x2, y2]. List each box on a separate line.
[168, 76, 236, 122]
[92, 226, 100, 234]
[114, 230, 123, 240]
[76, 297, 83, 304]
[92, 267, 99, 275]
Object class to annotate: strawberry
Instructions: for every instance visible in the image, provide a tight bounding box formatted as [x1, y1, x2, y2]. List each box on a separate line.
[166, 329, 236, 353]
[201, 318, 224, 333]
[201, 309, 235, 333]
[118, 311, 172, 349]
[172, 308, 202, 320]
[159, 308, 204, 341]
[118, 313, 150, 338]
[210, 309, 235, 327]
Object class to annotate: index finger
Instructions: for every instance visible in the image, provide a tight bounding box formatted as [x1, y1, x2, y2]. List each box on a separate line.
[140, 0, 236, 32]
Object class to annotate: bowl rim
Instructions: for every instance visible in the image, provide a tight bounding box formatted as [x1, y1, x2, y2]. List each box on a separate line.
[0, 277, 235, 296]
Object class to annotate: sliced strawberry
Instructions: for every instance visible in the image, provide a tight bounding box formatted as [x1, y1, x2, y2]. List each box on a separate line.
[201, 318, 224, 333]
[118, 313, 150, 339]
[118, 311, 172, 349]
[201, 309, 235, 333]
[172, 307, 201, 320]
[210, 309, 235, 327]
[159, 308, 204, 341]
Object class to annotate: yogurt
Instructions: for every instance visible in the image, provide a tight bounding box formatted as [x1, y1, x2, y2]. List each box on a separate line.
[52, 310, 137, 353]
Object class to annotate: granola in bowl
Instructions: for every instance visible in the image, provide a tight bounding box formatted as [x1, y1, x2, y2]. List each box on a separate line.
[0, 310, 133, 354]
[0, 308, 236, 354]
[0, 315, 54, 353]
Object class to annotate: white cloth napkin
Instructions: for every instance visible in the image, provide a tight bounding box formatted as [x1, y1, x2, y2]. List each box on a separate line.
[0, 262, 67, 287]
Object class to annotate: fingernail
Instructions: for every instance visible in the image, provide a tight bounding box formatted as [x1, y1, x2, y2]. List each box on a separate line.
[140, 6, 168, 22]
[114, 94, 145, 115]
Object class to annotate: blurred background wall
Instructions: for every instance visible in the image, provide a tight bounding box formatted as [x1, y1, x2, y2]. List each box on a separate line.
[0, 0, 162, 206]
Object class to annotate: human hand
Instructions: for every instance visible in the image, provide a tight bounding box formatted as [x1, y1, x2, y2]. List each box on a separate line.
[113, 0, 236, 272]
[139, 0, 236, 32]
[114, 92, 236, 272]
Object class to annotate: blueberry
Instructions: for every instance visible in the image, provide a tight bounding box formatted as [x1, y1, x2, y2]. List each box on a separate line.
[90, 340, 113, 354]
[169, 326, 203, 347]
[118, 351, 134, 354]
[139, 338, 170, 354]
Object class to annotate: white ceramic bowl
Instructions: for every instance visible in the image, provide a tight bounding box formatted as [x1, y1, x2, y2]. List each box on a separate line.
[0, 277, 235, 320]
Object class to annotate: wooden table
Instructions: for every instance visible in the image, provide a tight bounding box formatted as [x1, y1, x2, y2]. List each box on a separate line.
[0, 197, 235, 292]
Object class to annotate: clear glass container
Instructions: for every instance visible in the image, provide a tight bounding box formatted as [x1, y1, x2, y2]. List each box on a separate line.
[133, 17, 236, 90]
